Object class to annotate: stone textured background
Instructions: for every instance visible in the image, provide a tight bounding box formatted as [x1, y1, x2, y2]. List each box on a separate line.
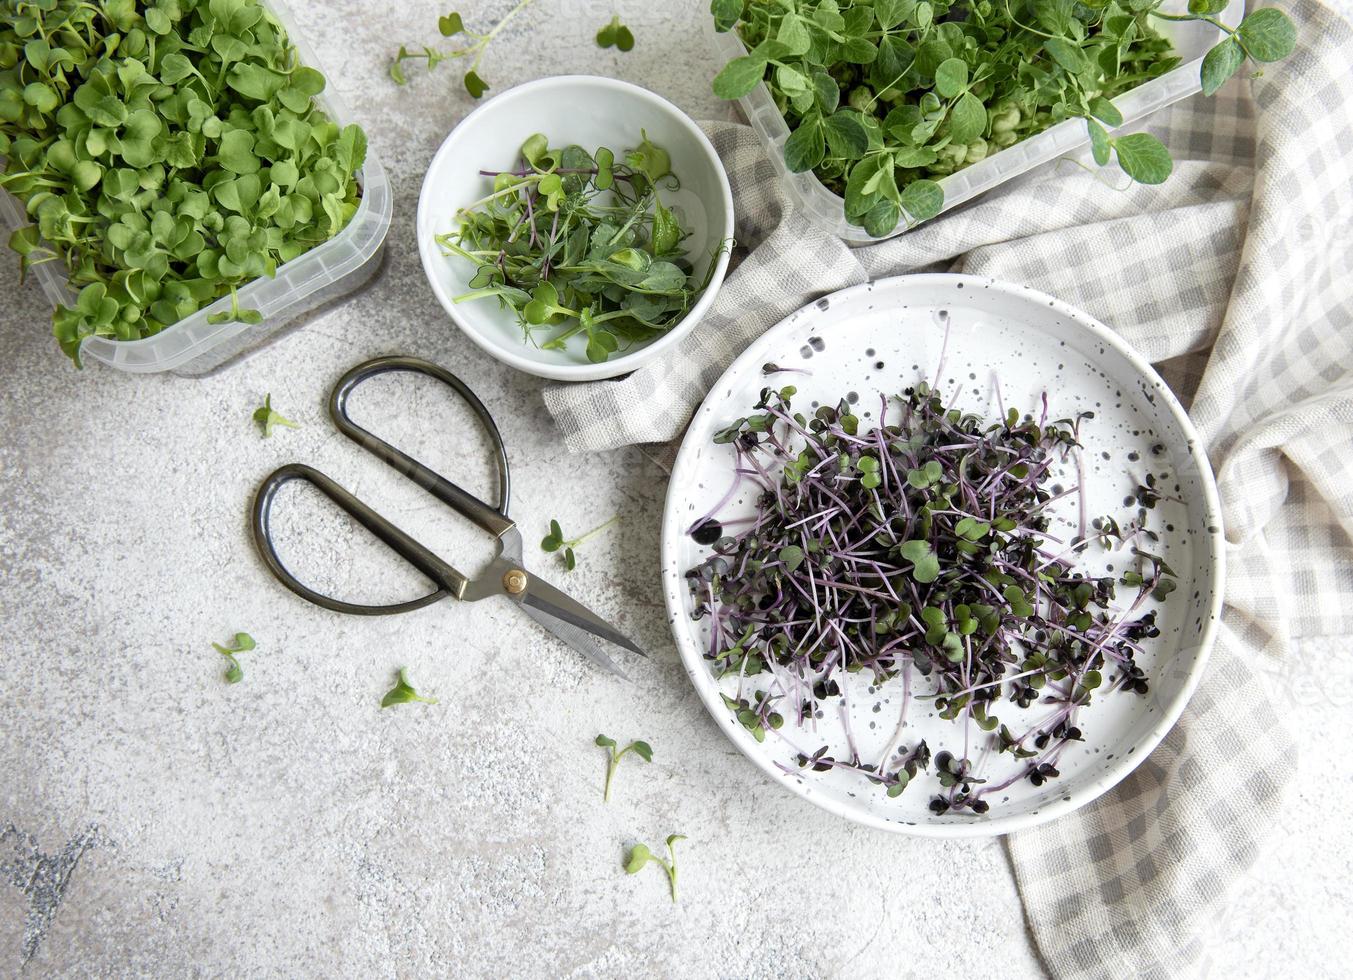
[1, 1, 1348, 977]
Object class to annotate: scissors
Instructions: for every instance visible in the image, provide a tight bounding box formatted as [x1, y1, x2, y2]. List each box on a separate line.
[249, 355, 644, 678]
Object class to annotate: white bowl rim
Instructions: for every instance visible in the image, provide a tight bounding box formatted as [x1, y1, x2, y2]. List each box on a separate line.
[416, 74, 735, 383]
[660, 273, 1227, 838]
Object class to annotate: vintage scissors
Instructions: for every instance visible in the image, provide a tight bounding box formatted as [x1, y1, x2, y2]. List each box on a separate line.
[250, 355, 644, 678]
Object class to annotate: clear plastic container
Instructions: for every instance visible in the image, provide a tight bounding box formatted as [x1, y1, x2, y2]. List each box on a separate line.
[0, 0, 391, 375]
[713, 0, 1242, 243]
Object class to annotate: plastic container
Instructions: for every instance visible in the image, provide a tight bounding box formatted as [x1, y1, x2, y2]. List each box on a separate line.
[712, 0, 1243, 243]
[0, 0, 391, 375]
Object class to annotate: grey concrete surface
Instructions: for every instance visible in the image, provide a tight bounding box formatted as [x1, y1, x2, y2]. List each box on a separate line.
[1, 1, 1349, 977]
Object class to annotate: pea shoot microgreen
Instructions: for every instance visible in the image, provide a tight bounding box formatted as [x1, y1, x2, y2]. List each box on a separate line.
[594, 733, 653, 802]
[253, 394, 298, 438]
[709, 0, 1296, 234]
[541, 516, 619, 571]
[380, 668, 438, 709]
[438, 132, 728, 363]
[390, 0, 538, 97]
[212, 632, 256, 684]
[623, 834, 686, 902]
[688, 380, 1178, 813]
[1, 0, 367, 364]
[596, 16, 636, 51]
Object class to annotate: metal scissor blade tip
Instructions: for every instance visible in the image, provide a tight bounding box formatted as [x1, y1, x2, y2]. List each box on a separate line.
[519, 605, 631, 681]
[520, 575, 645, 658]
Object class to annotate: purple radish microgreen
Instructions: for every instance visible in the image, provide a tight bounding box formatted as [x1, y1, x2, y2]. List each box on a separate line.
[380, 668, 438, 709]
[623, 834, 685, 902]
[687, 381, 1177, 813]
[594, 734, 653, 802]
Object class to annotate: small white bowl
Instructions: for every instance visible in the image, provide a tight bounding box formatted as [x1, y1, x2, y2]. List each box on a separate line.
[416, 75, 734, 382]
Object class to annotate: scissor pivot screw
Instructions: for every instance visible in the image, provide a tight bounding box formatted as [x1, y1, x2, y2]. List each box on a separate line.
[503, 569, 528, 595]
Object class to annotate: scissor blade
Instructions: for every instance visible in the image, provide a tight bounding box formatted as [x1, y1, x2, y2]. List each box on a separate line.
[520, 575, 647, 658]
[520, 604, 628, 680]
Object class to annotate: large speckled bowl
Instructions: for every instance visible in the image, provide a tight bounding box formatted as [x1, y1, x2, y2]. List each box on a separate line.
[661, 274, 1224, 837]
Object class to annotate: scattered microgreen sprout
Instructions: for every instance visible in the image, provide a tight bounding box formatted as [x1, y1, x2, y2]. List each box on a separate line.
[437, 132, 728, 363]
[687, 380, 1176, 813]
[390, 0, 538, 97]
[253, 394, 298, 438]
[623, 833, 686, 902]
[594, 733, 653, 802]
[541, 516, 620, 571]
[1, 0, 367, 364]
[596, 16, 636, 51]
[380, 668, 438, 708]
[212, 632, 256, 684]
[709, 0, 1296, 234]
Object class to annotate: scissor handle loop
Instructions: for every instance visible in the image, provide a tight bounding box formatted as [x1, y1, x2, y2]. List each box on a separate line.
[251, 463, 464, 616]
[329, 356, 514, 537]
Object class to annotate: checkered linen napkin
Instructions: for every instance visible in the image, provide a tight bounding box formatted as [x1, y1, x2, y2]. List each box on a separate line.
[544, 1, 1353, 975]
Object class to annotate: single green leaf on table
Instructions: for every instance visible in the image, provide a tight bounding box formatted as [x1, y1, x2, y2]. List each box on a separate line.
[439, 11, 464, 35]
[212, 632, 256, 684]
[596, 15, 635, 51]
[381, 668, 438, 708]
[253, 394, 298, 437]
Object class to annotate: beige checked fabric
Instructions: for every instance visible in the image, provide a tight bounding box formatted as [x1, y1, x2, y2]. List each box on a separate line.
[544, 1, 1353, 976]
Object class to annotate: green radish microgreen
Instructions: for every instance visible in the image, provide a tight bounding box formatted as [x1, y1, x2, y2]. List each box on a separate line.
[212, 632, 256, 684]
[623, 834, 686, 902]
[541, 516, 619, 571]
[380, 668, 438, 708]
[253, 394, 298, 438]
[390, 1, 538, 97]
[2, 0, 367, 364]
[596, 16, 636, 51]
[594, 734, 653, 802]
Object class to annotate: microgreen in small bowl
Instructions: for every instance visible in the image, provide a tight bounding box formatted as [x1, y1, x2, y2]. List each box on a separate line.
[416, 76, 734, 382]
